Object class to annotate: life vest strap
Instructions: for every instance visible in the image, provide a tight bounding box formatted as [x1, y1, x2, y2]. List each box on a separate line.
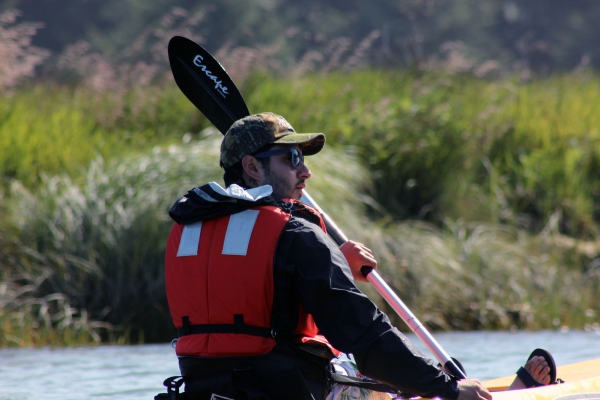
[179, 315, 274, 339]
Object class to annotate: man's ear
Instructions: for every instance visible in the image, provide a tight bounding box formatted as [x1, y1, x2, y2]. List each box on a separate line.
[241, 155, 263, 184]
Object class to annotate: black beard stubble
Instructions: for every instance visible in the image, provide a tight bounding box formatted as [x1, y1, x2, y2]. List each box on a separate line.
[265, 162, 296, 200]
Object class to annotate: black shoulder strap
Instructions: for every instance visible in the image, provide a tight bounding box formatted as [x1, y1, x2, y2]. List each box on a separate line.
[178, 315, 274, 339]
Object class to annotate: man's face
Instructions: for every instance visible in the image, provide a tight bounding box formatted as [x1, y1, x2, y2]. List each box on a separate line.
[256, 144, 312, 200]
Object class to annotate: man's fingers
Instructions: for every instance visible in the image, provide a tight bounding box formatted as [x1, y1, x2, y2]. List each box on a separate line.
[479, 386, 493, 400]
[339, 240, 379, 282]
[353, 242, 377, 266]
[361, 253, 377, 266]
[457, 379, 492, 400]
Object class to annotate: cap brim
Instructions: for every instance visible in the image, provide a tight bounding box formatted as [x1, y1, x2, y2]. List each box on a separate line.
[273, 133, 325, 156]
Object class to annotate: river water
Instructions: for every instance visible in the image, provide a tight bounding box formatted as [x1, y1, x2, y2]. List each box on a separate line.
[0, 330, 599, 400]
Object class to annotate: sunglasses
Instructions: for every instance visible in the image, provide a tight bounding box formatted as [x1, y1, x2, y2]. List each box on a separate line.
[253, 148, 305, 168]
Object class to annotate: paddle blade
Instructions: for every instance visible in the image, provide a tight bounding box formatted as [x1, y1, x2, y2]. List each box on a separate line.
[168, 36, 250, 134]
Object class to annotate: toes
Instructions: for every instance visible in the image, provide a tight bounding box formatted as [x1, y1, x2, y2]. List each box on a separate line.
[526, 356, 543, 371]
[540, 366, 552, 385]
[525, 357, 551, 385]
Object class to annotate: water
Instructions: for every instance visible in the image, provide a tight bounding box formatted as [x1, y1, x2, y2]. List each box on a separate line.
[0, 330, 599, 400]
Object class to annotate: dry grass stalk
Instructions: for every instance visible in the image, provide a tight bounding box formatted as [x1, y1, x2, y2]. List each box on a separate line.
[0, 10, 49, 91]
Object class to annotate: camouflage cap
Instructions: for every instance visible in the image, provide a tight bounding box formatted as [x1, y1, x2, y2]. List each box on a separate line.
[220, 112, 325, 169]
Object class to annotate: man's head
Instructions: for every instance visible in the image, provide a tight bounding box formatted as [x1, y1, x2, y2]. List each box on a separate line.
[220, 113, 325, 200]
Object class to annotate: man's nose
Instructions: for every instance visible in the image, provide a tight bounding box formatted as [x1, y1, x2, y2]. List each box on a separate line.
[298, 162, 311, 179]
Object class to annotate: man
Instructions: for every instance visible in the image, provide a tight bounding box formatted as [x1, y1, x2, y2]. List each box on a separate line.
[164, 113, 547, 400]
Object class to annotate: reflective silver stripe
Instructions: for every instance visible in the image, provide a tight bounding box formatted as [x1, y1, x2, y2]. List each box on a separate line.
[177, 221, 203, 257]
[210, 394, 235, 400]
[222, 210, 260, 256]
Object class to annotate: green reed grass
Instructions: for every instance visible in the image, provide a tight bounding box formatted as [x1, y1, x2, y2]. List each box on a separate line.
[3, 70, 600, 345]
[4, 72, 600, 238]
[0, 249, 110, 347]
[5, 135, 599, 346]
[351, 218, 600, 332]
[0, 84, 206, 187]
[5, 134, 372, 344]
[244, 71, 600, 237]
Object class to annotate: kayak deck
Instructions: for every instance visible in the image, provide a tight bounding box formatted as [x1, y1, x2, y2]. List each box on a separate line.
[483, 358, 600, 391]
[481, 358, 600, 400]
[485, 376, 600, 400]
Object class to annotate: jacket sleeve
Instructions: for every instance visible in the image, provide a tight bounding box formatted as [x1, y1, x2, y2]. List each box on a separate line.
[276, 217, 460, 400]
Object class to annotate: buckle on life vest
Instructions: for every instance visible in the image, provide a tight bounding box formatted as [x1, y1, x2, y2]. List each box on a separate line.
[154, 376, 184, 400]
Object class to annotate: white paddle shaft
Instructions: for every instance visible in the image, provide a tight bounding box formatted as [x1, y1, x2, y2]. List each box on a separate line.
[301, 191, 467, 380]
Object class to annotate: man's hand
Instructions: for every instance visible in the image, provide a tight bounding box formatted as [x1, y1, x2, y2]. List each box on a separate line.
[339, 240, 377, 283]
[457, 379, 492, 400]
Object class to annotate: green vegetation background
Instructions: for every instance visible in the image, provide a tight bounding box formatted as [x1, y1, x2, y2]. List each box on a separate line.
[2, 70, 600, 346]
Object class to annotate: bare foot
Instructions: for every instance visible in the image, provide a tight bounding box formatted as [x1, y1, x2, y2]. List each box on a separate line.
[508, 356, 552, 390]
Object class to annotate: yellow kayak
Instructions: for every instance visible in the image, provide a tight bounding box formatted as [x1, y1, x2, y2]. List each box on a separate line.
[482, 358, 600, 400]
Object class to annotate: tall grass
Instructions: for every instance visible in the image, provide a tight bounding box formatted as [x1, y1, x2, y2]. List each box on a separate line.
[243, 71, 600, 236]
[4, 134, 599, 346]
[4, 72, 600, 238]
[2, 70, 600, 345]
[7, 136, 217, 344]
[361, 220, 600, 331]
[0, 232, 111, 347]
[4, 134, 373, 344]
[0, 84, 206, 187]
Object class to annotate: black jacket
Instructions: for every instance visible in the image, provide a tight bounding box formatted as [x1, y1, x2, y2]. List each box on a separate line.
[169, 182, 459, 400]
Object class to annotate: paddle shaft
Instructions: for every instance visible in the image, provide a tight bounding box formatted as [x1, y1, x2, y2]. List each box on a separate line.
[300, 192, 467, 380]
[168, 36, 466, 380]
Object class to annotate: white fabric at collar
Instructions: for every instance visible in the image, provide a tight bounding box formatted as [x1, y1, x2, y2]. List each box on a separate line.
[208, 182, 273, 201]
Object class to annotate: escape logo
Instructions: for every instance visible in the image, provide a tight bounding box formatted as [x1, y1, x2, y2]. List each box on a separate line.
[193, 55, 229, 98]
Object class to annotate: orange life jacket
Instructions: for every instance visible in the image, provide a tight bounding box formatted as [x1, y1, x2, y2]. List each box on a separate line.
[165, 201, 335, 357]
